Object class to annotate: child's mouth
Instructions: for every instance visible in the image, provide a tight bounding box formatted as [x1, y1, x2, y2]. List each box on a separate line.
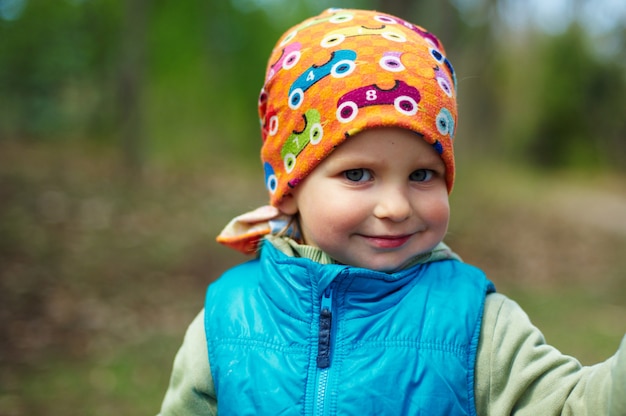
[362, 234, 412, 249]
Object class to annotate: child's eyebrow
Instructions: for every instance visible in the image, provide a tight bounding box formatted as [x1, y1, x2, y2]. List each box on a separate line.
[327, 153, 443, 169]
[324, 154, 384, 168]
[332, 154, 379, 163]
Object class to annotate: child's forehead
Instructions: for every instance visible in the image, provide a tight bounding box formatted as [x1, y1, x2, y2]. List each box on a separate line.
[324, 127, 439, 161]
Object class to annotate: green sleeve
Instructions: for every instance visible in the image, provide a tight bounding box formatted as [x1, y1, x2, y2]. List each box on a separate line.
[158, 310, 217, 416]
[475, 293, 626, 415]
[610, 335, 626, 415]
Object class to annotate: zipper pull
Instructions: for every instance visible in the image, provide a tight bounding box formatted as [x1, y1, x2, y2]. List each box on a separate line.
[317, 285, 333, 368]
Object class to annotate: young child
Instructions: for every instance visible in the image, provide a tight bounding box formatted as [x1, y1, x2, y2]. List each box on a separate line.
[159, 8, 626, 415]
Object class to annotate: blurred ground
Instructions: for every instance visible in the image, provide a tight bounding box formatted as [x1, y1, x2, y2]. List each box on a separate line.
[1, 141, 625, 415]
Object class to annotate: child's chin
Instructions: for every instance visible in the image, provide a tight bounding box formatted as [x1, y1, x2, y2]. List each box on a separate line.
[352, 257, 410, 273]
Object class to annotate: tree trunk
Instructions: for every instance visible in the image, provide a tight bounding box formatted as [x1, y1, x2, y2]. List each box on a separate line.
[118, 0, 149, 177]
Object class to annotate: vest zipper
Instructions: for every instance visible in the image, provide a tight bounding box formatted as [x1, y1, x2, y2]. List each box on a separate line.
[317, 285, 333, 368]
[315, 283, 334, 415]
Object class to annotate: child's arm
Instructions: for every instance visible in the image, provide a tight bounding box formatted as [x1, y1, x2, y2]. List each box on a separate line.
[475, 293, 626, 415]
[158, 310, 217, 416]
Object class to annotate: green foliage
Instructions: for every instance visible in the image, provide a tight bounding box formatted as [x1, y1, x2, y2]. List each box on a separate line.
[0, 0, 121, 140]
[493, 25, 626, 171]
[145, 0, 281, 163]
[528, 26, 624, 169]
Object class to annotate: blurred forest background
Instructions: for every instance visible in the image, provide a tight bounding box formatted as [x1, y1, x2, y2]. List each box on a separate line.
[1, 0, 625, 414]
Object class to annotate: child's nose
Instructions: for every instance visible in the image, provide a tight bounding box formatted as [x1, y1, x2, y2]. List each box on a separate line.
[373, 187, 412, 222]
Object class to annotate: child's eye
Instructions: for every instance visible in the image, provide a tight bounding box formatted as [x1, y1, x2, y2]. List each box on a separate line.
[409, 169, 434, 182]
[343, 169, 371, 182]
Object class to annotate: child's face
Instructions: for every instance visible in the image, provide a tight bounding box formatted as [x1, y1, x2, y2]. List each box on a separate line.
[278, 127, 450, 272]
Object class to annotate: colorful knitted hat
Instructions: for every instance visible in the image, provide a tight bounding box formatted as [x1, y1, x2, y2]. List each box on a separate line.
[218, 8, 458, 254]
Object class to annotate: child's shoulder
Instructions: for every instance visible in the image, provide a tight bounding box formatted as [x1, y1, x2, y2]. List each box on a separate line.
[480, 292, 538, 352]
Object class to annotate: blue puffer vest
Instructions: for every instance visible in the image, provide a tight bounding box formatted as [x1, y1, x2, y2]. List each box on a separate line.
[205, 242, 494, 415]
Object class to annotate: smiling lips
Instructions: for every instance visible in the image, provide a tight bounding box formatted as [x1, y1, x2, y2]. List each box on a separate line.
[361, 234, 413, 249]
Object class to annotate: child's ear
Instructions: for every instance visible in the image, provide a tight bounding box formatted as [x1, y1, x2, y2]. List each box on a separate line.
[276, 193, 298, 215]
